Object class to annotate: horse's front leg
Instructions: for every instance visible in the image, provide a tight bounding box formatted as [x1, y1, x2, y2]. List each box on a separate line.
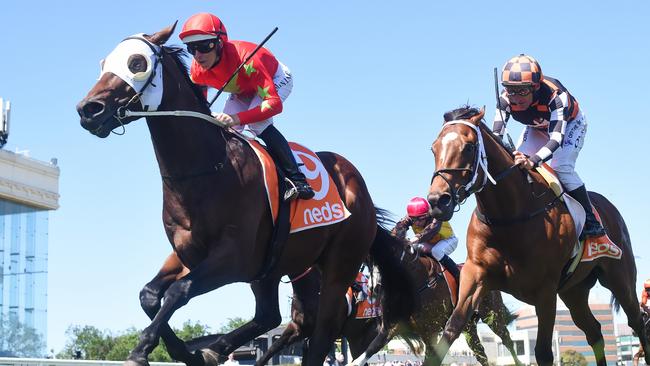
[533, 292, 558, 366]
[125, 255, 234, 366]
[431, 261, 486, 366]
[206, 277, 283, 356]
[139, 253, 204, 365]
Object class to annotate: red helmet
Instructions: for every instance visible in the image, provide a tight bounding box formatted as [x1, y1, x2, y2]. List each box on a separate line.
[644, 279, 650, 289]
[179, 13, 228, 44]
[502, 54, 543, 87]
[407, 197, 430, 218]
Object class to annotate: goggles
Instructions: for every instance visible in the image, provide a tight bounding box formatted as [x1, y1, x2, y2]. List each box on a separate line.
[186, 39, 218, 55]
[505, 86, 533, 97]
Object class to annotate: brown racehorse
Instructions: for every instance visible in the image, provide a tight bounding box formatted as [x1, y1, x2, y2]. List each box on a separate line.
[349, 239, 522, 366]
[254, 268, 380, 366]
[76, 24, 415, 366]
[425, 106, 649, 366]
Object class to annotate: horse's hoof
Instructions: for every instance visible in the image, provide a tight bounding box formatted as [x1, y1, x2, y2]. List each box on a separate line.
[199, 349, 221, 366]
[124, 358, 150, 366]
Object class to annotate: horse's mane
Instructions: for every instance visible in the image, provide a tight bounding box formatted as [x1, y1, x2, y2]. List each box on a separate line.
[443, 105, 515, 157]
[162, 45, 210, 112]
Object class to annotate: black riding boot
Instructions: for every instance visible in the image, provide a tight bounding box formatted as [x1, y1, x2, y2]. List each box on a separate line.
[259, 126, 315, 200]
[439, 255, 461, 283]
[567, 184, 606, 240]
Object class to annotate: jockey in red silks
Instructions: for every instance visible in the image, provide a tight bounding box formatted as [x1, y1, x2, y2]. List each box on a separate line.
[179, 13, 314, 200]
[392, 197, 460, 281]
[492, 54, 605, 240]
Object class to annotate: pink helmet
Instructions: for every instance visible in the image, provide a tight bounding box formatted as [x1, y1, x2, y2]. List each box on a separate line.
[179, 13, 228, 44]
[644, 279, 650, 289]
[407, 197, 430, 218]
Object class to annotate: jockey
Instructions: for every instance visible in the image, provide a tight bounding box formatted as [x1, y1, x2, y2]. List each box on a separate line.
[392, 197, 460, 281]
[492, 54, 605, 240]
[641, 279, 650, 309]
[179, 13, 314, 200]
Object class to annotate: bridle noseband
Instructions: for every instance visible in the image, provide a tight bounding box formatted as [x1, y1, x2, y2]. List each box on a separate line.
[431, 120, 496, 210]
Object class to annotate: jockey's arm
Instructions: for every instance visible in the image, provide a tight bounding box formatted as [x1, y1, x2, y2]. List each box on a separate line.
[529, 95, 569, 167]
[414, 219, 443, 243]
[391, 217, 412, 240]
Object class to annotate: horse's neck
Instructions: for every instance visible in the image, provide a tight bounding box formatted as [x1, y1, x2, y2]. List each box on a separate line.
[475, 130, 532, 220]
[146, 55, 233, 180]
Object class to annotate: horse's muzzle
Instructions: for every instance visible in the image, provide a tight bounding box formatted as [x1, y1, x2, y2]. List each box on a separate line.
[77, 98, 112, 138]
[427, 191, 454, 221]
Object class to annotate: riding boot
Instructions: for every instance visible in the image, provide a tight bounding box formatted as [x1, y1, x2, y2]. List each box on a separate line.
[258, 125, 315, 201]
[438, 255, 461, 283]
[567, 184, 606, 240]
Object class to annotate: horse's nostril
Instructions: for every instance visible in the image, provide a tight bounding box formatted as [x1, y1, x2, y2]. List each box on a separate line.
[81, 101, 105, 119]
[438, 193, 452, 208]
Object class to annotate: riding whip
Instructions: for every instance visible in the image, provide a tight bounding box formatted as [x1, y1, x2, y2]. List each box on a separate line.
[493, 67, 516, 150]
[208, 27, 279, 108]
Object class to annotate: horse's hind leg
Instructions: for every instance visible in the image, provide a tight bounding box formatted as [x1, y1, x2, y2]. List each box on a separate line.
[207, 277, 283, 357]
[347, 325, 395, 366]
[462, 320, 489, 366]
[559, 282, 606, 366]
[479, 292, 522, 366]
[139, 253, 203, 365]
[598, 266, 650, 365]
[255, 322, 303, 366]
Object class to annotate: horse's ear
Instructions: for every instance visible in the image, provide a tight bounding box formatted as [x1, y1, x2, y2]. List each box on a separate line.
[469, 106, 485, 125]
[148, 21, 178, 46]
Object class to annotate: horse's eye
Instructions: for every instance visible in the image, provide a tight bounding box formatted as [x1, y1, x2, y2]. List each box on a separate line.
[462, 144, 475, 155]
[127, 54, 148, 74]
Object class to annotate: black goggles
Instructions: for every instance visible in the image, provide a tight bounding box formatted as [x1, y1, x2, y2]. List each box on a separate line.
[505, 86, 533, 97]
[186, 39, 218, 54]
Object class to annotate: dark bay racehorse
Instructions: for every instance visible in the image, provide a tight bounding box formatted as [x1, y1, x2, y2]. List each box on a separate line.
[255, 268, 380, 366]
[350, 241, 522, 366]
[76, 24, 415, 366]
[426, 106, 649, 366]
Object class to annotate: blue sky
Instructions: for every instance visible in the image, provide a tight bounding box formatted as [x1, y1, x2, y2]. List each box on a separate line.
[1, 0, 649, 353]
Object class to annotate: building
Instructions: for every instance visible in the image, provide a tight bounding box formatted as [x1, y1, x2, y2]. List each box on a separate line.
[616, 323, 642, 366]
[515, 302, 617, 366]
[0, 136, 60, 350]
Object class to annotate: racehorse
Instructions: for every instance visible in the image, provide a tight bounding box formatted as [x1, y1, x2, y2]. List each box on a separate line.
[254, 267, 380, 366]
[76, 24, 415, 366]
[349, 239, 522, 366]
[426, 106, 649, 366]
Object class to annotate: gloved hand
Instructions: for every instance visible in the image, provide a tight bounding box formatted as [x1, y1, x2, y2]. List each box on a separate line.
[212, 112, 240, 128]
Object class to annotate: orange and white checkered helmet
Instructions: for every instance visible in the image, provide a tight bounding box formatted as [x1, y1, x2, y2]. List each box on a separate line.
[502, 54, 543, 87]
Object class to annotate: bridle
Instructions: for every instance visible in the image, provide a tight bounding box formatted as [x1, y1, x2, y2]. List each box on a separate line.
[108, 36, 229, 130]
[431, 120, 497, 210]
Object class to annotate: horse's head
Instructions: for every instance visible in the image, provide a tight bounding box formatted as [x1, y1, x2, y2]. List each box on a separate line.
[76, 23, 177, 138]
[427, 106, 489, 220]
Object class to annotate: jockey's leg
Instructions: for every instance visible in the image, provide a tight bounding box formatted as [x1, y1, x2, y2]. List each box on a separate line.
[567, 185, 606, 239]
[258, 125, 315, 200]
[551, 114, 605, 239]
[430, 237, 460, 283]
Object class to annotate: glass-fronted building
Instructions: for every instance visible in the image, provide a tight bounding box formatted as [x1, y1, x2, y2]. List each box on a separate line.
[0, 148, 59, 346]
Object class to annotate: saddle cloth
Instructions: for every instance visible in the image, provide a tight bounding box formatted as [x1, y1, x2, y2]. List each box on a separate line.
[345, 272, 382, 319]
[247, 140, 351, 233]
[422, 257, 460, 307]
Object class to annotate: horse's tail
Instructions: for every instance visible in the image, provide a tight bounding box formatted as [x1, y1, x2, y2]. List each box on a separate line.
[611, 293, 622, 313]
[394, 323, 426, 355]
[370, 209, 418, 324]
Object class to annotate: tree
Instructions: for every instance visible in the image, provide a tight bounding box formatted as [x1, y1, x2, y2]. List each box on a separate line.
[560, 350, 587, 366]
[219, 317, 249, 333]
[57, 325, 114, 360]
[0, 316, 46, 357]
[57, 320, 212, 361]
